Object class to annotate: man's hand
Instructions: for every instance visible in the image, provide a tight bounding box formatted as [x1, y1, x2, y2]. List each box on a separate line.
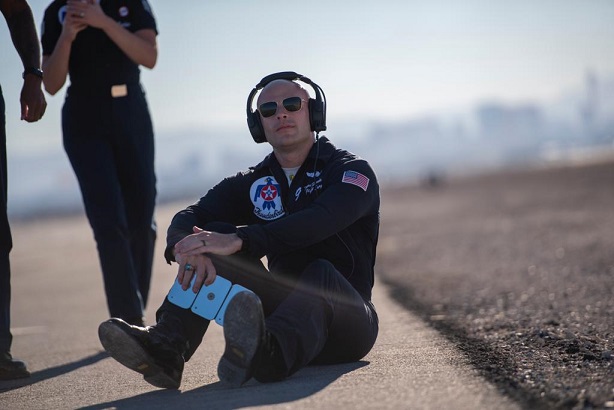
[174, 253, 217, 293]
[20, 76, 46, 122]
[173, 226, 243, 293]
[1, 0, 47, 120]
[174, 226, 243, 257]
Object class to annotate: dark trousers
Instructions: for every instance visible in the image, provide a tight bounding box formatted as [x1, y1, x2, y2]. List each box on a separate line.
[157, 223, 379, 378]
[0, 85, 13, 352]
[62, 84, 156, 320]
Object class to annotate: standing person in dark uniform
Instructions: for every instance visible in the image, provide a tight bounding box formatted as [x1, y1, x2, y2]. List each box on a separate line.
[97, 72, 380, 390]
[41, 0, 158, 326]
[0, 0, 47, 380]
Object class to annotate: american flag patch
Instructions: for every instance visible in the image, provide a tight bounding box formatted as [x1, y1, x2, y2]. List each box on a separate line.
[342, 170, 370, 191]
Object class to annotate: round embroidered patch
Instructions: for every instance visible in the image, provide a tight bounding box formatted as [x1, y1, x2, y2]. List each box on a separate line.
[250, 176, 285, 220]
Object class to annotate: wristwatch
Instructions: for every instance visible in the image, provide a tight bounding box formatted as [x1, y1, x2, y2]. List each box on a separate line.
[22, 67, 44, 79]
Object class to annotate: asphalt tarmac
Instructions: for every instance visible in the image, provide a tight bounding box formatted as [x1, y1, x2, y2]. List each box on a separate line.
[377, 156, 614, 409]
[0, 200, 522, 409]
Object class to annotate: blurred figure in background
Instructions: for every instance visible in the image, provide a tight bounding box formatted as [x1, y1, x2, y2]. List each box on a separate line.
[0, 0, 47, 380]
[41, 0, 158, 326]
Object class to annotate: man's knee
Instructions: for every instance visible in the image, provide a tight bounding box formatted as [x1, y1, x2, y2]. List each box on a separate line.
[303, 259, 339, 280]
[298, 259, 345, 296]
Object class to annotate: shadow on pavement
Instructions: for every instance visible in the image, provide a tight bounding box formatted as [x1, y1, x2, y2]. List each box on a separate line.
[0, 351, 108, 392]
[80, 361, 369, 409]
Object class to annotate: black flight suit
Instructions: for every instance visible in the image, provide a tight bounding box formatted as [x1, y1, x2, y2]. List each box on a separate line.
[160, 136, 380, 377]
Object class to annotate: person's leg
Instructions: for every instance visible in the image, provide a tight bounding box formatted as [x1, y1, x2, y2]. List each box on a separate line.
[165, 223, 375, 386]
[0, 249, 28, 381]
[0, 253, 11, 353]
[259, 259, 378, 380]
[155, 220, 294, 357]
[155, 241, 287, 360]
[309, 285, 378, 365]
[98, 221, 280, 388]
[0, 86, 29, 380]
[63, 101, 143, 323]
[97, 246, 274, 389]
[0, 85, 11, 354]
[215, 255, 378, 386]
[111, 87, 156, 309]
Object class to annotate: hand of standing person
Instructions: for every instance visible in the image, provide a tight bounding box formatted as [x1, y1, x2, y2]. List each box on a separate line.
[65, 0, 107, 28]
[61, 4, 88, 42]
[41, 5, 87, 95]
[20, 73, 46, 122]
[1, 0, 47, 122]
[66, 0, 157, 68]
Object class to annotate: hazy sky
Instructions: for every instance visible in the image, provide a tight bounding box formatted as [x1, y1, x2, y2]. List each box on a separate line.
[2, 0, 614, 155]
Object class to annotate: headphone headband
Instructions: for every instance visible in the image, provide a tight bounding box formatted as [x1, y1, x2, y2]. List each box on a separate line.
[246, 71, 327, 143]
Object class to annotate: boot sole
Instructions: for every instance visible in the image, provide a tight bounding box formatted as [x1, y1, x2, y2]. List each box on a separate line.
[98, 321, 180, 389]
[217, 292, 264, 387]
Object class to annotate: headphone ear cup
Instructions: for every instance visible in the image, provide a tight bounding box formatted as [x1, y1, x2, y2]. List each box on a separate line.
[247, 112, 267, 143]
[308, 98, 326, 132]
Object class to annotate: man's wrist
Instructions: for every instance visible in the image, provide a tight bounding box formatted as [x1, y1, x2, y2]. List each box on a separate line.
[235, 229, 249, 252]
[22, 67, 44, 79]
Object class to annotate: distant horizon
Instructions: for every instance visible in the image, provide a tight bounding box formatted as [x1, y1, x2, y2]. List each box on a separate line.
[7, 67, 614, 158]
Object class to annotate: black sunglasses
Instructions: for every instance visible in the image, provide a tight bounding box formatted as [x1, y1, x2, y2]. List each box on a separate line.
[258, 96, 304, 118]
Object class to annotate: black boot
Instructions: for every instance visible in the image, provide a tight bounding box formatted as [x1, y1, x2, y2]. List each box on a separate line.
[98, 316, 187, 389]
[253, 331, 287, 383]
[217, 292, 287, 387]
[124, 316, 145, 327]
[0, 351, 30, 380]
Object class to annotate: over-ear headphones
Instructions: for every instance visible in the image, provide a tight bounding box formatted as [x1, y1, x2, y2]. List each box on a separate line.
[246, 71, 327, 143]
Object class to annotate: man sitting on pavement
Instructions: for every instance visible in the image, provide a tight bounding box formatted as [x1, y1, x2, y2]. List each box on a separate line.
[98, 71, 380, 389]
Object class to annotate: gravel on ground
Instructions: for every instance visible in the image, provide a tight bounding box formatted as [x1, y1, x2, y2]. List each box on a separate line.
[376, 159, 614, 409]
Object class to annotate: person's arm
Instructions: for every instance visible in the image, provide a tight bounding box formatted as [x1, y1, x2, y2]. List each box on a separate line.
[1, 0, 46, 121]
[164, 180, 244, 292]
[175, 159, 380, 260]
[164, 174, 250, 263]
[240, 160, 380, 258]
[67, 0, 157, 69]
[41, 8, 87, 95]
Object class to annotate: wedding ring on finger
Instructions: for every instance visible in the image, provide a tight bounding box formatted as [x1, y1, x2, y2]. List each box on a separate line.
[184, 263, 194, 271]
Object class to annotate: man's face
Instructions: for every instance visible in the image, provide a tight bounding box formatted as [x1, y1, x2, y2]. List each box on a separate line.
[257, 80, 313, 150]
